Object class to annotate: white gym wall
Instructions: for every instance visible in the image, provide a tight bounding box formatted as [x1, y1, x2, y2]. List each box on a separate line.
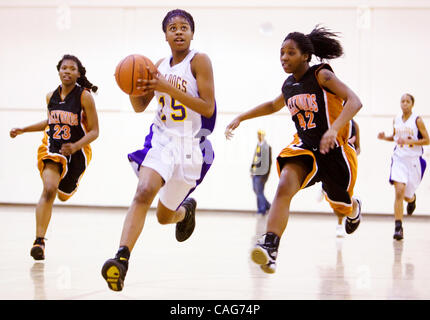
[1, 0, 429, 214]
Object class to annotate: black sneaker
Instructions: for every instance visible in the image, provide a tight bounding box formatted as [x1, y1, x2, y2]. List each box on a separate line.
[176, 198, 196, 242]
[101, 258, 128, 292]
[345, 197, 362, 234]
[30, 238, 45, 261]
[407, 195, 416, 215]
[251, 233, 279, 274]
[393, 226, 404, 241]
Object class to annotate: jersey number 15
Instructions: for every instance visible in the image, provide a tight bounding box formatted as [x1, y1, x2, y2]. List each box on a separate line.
[159, 96, 187, 122]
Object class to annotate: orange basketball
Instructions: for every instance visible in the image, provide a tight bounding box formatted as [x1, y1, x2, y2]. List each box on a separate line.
[114, 54, 157, 96]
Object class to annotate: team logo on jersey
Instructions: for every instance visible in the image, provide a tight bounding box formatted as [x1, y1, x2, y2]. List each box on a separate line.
[165, 74, 188, 93]
[287, 94, 318, 116]
[48, 110, 79, 126]
[395, 127, 414, 139]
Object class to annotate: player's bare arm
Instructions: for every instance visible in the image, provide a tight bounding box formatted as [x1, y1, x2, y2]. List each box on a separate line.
[317, 69, 362, 153]
[225, 94, 285, 139]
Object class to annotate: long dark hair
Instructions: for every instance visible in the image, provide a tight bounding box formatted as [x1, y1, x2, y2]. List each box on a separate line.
[56, 54, 98, 93]
[284, 25, 343, 62]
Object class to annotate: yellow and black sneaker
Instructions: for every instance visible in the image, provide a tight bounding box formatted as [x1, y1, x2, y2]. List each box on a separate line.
[101, 246, 129, 292]
[30, 237, 45, 261]
[176, 198, 197, 242]
[251, 232, 280, 274]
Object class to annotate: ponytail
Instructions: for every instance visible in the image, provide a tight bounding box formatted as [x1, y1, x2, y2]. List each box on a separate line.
[284, 25, 343, 62]
[307, 26, 343, 61]
[57, 54, 98, 93]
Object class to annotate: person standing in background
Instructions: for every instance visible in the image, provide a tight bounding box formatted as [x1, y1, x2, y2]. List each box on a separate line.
[250, 129, 272, 217]
[377, 93, 429, 240]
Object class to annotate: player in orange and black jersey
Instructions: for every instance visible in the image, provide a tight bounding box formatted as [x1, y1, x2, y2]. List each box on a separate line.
[10, 54, 99, 261]
[44, 84, 87, 158]
[225, 26, 362, 274]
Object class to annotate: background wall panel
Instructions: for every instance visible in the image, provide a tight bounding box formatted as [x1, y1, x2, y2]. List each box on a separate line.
[1, 0, 429, 214]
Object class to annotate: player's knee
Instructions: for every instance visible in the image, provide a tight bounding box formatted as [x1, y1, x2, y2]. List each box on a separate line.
[41, 184, 58, 201]
[394, 187, 405, 200]
[276, 177, 297, 200]
[133, 185, 157, 206]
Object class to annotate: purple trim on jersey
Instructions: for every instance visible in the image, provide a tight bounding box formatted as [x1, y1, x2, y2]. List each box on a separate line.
[420, 156, 427, 180]
[127, 124, 154, 169]
[389, 156, 394, 185]
[176, 137, 214, 210]
[200, 101, 217, 134]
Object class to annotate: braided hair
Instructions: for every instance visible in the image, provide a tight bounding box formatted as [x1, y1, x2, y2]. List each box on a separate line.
[56, 54, 98, 93]
[284, 25, 343, 62]
[162, 9, 195, 33]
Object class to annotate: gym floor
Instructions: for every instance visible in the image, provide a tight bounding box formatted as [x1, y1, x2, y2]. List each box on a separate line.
[1, 204, 429, 300]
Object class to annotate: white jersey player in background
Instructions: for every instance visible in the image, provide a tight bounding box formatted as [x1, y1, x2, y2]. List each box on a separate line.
[378, 93, 429, 240]
[102, 9, 217, 291]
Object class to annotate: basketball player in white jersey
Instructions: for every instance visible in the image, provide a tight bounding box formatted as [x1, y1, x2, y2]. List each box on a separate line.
[378, 93, 429, 240]
[102, 9, 217, 291]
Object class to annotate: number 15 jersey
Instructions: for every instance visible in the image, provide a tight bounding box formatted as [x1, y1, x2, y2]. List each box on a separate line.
[153, 49, 216, 138]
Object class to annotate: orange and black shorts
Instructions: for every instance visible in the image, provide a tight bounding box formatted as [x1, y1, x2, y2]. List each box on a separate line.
[277, 134, 357, 215]
[37, 130, 92, 201]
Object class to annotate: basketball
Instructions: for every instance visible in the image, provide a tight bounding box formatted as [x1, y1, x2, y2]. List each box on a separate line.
[114, 54, 157, 96]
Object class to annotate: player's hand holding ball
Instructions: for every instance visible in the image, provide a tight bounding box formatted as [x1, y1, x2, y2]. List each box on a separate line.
[115, 54, 157, 97]
[135, 70, 170, 96]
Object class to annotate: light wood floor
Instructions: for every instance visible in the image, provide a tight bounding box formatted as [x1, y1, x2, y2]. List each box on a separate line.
[1, 204, 429, 300]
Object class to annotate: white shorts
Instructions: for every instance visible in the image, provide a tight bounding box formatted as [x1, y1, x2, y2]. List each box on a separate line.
[389, 154, 427, 198]
[128, 124, 213, 211]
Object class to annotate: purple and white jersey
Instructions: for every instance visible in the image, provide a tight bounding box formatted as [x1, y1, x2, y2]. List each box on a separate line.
[128, 49, 216, 210]
[393, 112, 423, 158]
[153, 49, 216, 138]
